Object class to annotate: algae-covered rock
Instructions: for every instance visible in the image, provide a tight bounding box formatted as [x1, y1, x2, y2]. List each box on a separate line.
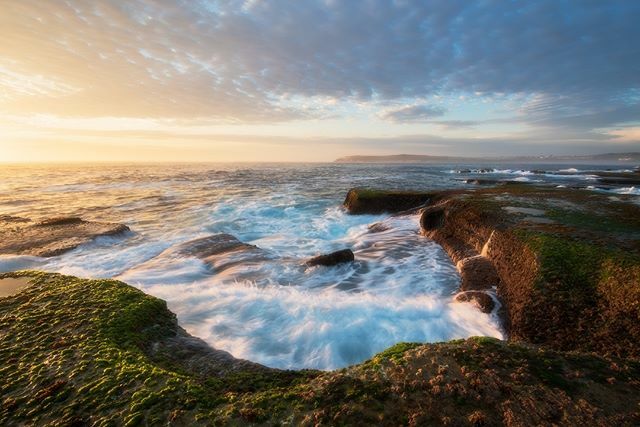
[0, 215, 129, 257]
[344, 188, 436, 214]
[1, 271, 639, 425]
[420, 184, 640, 358]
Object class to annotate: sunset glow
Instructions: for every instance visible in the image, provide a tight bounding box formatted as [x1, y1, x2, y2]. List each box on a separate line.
[1, 1, 638, 162]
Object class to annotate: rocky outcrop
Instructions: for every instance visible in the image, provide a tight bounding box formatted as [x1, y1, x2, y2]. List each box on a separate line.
[306, 249, 354, 267]
[2, 271, 639, 426]
[455, 291, 495, 313]
[0, 215, 130, 257]
[344, 188, 439, 214]
[155, 233, 269, 272]
[419, 185, 640, 358]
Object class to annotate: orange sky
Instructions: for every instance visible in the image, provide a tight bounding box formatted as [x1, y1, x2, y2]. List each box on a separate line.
[1, 1, 638, 162]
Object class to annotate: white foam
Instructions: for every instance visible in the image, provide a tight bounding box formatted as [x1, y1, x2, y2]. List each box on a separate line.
[141, 279, 501, 370]
[118, 213, 501, 370]
[612, 186, 640, 196]
[0, 164, 510, 370]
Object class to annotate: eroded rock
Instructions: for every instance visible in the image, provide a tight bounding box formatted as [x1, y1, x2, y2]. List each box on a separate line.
[0, 215, 130, 257]
[456, 256, 501, 291]
[419, 184, 640, 358]
[455, 291, 495, 313]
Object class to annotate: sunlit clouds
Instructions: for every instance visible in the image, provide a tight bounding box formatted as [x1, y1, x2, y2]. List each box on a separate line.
[1, 0, 639, 162]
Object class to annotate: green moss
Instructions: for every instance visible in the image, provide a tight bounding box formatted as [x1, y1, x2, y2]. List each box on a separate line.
[371, 342, 422, 364]
[517, 231, 640, 291]
[1, 271, 639, 425]
[545, 209, 639, 233]
[352, 188, 429, 199]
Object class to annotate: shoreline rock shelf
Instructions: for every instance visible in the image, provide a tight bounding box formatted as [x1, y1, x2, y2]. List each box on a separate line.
[343, 188, 443, 214]
[345, 185, 640, 358]
[0, 215, 130, 257]
[1, 270, 638, 425]
[1, 184, 639, 424]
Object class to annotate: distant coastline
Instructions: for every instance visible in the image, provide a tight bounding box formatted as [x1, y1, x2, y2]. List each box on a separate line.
[334, 152, 640, 164]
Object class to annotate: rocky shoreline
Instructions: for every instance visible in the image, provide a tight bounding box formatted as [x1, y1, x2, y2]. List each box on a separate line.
[345, 184, 640, 359]
[1, 183, 639, 425]
[0, 215, 130, 257]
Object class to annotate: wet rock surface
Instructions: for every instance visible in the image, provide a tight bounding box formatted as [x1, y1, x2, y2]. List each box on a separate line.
[154, 233, 270, 272]
[344, 188, 438, 214]
[455, 291, 495, 313]
[419, 184, 640, 358]
[306, 248, 355, 267]
[0, 215, 130, 257]
[2, 271, 638, 426]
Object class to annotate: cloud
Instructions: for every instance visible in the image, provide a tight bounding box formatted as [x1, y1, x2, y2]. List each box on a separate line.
[431, 120, 478, 129]
[0, 0, 638, 134]
[379, 104, 446, 123]
[605, 127, 640, 142]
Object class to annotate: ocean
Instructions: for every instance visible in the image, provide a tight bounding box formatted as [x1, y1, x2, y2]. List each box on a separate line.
[0, 162, 638, 369]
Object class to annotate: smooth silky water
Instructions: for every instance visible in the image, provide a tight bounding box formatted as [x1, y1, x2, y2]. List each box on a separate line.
[0, 163, 636, 369]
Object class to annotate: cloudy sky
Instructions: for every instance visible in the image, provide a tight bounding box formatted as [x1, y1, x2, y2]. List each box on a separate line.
[1, 0, 639, 162]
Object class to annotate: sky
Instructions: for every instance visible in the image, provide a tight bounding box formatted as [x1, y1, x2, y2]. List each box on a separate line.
[1, 0, 639, 162]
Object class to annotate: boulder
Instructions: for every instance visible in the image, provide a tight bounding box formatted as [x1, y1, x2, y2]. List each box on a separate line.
[464, 179, 502, 185]
[306, 249, 355, 267]
[457, 256, 501, 292]
[368, 222, 390, 233]
[0, 216, 130, 257]
[158, 233, 268, 272]
[344, 188, 435, 214]
[455, 291, 495, 313]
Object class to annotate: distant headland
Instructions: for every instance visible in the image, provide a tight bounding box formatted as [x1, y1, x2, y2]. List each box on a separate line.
[334, 152, 640, 164]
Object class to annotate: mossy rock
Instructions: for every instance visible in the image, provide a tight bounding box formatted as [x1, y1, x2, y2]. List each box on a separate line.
[1, 271, 639, 425]
[344, 188, 436, 214]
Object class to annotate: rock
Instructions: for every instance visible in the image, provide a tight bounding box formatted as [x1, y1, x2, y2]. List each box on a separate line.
[306, 249, 354, 267]
[368, 222, 390, 233]
[4, 271, 639, 426]
[0, 216, 130, 257]
[0, 215, 31, 223]
[158, 233, 269, 272]
[421, 207, 445, 231]
[35, 217, 84, 227]
[464, 179, 502, 185]
[344, 188, 435, 214]
[456, 291, 495, 313]
[419, 185, 640, 359]
[589, 171, 640, 185]
[598, 177, 640, 185]
[456, 256, 501, 291]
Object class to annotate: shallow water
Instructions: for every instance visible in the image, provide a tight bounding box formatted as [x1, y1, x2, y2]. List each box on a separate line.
[0, 162, 637, 369]
[0, 277, 31, 297]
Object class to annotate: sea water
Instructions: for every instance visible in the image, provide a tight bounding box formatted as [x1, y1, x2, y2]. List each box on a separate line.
[0, 162, 637, 369]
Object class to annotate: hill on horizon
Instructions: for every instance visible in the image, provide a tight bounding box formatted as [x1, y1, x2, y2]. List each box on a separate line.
[334, 152, 640, 164]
